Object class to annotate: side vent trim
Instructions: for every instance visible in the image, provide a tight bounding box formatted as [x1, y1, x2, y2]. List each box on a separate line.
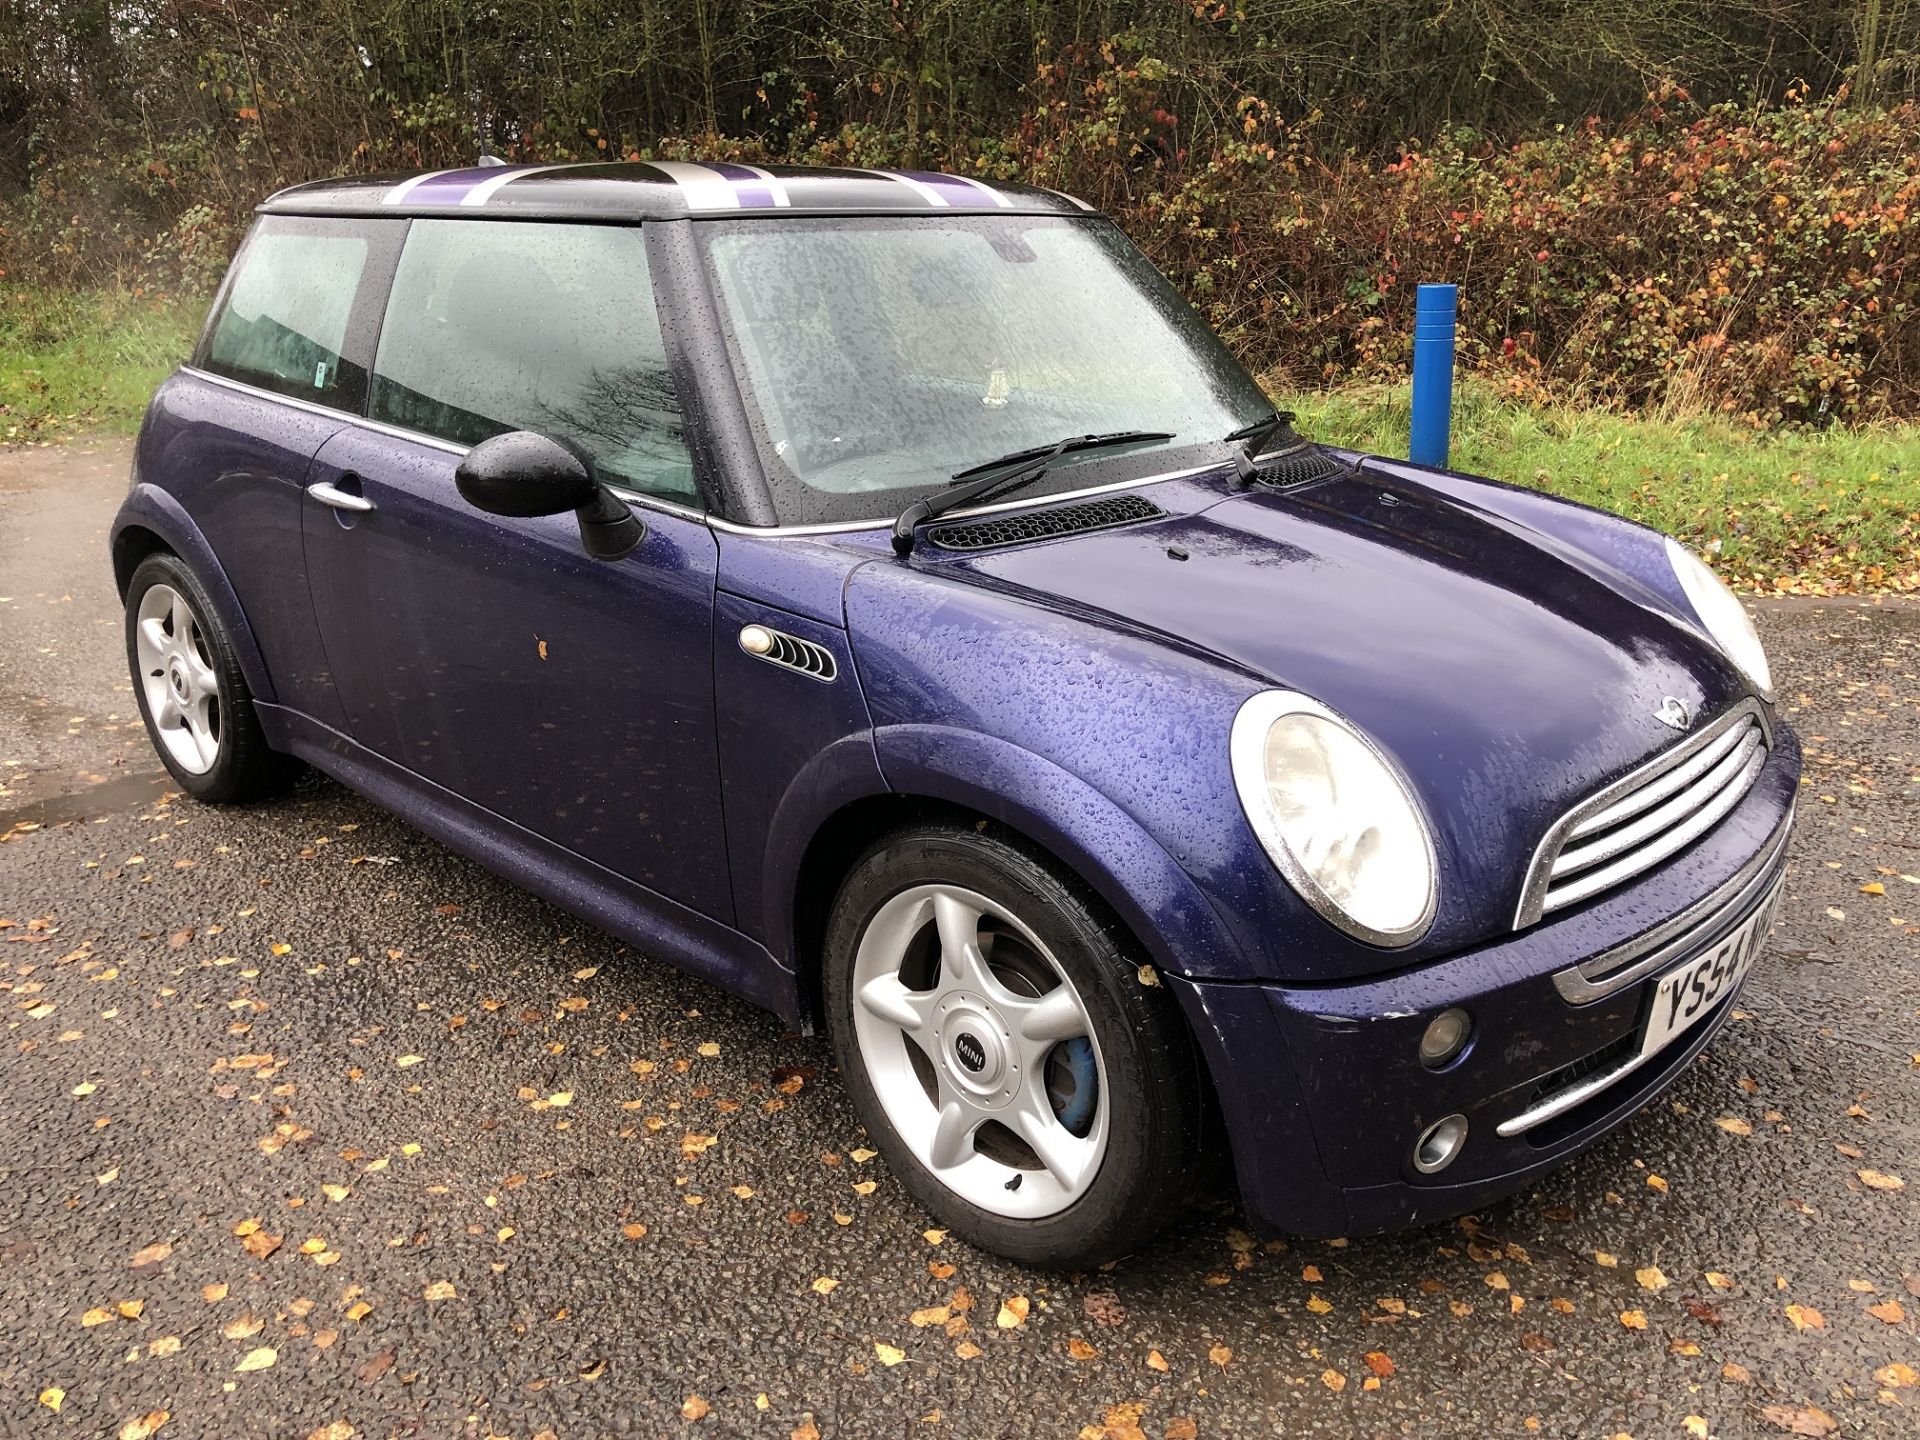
[738, 624, 837, 682]
[928, 494, 1166, 551]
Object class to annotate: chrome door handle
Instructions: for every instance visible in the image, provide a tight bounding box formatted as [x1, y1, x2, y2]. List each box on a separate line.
[307, 481, 373, 513]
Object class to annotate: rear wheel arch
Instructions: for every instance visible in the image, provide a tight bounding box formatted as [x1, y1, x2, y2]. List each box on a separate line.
[112, 523, 169, 598]
[111, 491, 277, 707]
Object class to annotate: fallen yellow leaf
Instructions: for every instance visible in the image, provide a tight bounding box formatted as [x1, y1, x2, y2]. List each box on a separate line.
[1784, 1303, 1825, 1331]
[811, 1277, 839, 1294]
[1858, 1169, 1905, 1191]
[1636, 1266, 1670, 1292]
[682, 1395, 710, 1420]
[234, 1345, 277, 1373]
[997, 1295, 1030, 1328]
[1620, 1309, 1648, 1330]
[874, 1342, 906, 1366]
[422, 1280, 457, 1301]
[38, 1387, 63, 1412]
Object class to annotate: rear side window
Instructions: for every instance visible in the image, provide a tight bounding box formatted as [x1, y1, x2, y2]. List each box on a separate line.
[201, 216, 381, 409]
[369, 220, 696, 503]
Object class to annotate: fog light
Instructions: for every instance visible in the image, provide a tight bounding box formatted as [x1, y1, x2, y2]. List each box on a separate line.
[1418, 1007, 1472, 1069]
[1413, 1113, 1468, 1174]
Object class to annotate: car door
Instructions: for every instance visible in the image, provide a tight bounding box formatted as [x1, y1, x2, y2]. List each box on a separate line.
[299, 217, 732, 923]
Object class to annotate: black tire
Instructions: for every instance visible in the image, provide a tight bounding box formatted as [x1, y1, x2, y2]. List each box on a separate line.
[124, 551, 301, 803]
[823, 823, 1207, 1268]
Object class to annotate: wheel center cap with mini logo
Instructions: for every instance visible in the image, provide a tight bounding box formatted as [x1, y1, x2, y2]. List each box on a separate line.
[934, 992, 1015, 1102]
[168, 659, 191, 702]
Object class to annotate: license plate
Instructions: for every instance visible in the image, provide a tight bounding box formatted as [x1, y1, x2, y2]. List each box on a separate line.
[1639, 885, 1781, 1058]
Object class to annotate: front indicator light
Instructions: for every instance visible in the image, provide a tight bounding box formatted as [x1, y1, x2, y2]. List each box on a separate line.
[1413, 1114, 1468, 1174]
[1418, 1008, 1472, 1069]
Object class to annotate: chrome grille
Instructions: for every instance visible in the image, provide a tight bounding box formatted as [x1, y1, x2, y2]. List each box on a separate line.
[1516, 700, 1770, 927]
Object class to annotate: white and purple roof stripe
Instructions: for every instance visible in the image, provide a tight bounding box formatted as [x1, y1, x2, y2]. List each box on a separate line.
[377, 161, 1040, 213]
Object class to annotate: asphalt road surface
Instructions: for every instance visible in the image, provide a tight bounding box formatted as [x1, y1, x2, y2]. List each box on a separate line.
[2, 440, 1916, 1440]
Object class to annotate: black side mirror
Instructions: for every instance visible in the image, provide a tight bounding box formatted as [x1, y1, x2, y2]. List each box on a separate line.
[455, 431, 644, 561]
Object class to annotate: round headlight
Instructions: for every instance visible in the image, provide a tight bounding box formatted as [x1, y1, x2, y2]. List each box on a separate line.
[1665, 538, 1772, 700]
[1230, 691, 1438, 946]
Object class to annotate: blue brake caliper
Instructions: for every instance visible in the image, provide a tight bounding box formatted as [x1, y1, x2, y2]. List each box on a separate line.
[1053, 1037, 1098, 1136]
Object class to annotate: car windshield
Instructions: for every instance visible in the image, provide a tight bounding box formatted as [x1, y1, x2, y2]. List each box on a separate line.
[697, 214, 1272, 526]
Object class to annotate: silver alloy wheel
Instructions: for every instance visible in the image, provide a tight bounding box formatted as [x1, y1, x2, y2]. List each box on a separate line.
[135, 583, 222, 775]
[850, 883, 1108, 1218]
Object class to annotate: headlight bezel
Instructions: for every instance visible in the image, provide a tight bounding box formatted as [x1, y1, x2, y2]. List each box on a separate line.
[1664, 537, 1774, 701]
[1229, 690, 1439, 948]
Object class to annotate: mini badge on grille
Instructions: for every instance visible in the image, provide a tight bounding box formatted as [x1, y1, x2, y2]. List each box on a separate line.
[1654, 696, 1693, 731]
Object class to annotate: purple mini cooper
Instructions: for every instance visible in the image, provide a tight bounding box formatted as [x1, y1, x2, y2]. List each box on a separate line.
[112, 162, 1796, 1266]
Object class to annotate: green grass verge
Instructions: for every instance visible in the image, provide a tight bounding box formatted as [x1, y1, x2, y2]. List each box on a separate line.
[2, 289, 1915, 591]
[1, 288, 205, 442]
[1277, 380, 1920, 593]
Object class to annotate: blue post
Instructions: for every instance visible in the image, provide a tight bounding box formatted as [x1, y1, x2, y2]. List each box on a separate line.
[1409, 283, 1457, 468]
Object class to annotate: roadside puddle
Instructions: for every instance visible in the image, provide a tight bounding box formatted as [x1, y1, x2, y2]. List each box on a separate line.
[0, 769, 174, 835]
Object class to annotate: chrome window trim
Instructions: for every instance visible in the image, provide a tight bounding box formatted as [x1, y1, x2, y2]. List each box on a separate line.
[1513, 697, 1773, 930]
[184, 365, 469, 458]
[180, 365, 1225, 537]
[1551, 810, 1792, 1004]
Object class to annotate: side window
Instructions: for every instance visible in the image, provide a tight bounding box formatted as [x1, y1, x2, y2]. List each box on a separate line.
[201, 217, 373, 409]
[369, 220, 697, 504]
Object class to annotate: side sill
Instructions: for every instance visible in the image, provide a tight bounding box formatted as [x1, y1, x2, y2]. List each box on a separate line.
[262, 705, 804, 1030]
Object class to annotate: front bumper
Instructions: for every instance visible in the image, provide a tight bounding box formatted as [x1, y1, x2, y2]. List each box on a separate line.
[1172, 723, 1799, 1238]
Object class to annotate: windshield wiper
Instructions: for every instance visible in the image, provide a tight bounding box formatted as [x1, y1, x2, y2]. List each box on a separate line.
[890, 430, 1174, 554]
[1224, 409, 1303, 485]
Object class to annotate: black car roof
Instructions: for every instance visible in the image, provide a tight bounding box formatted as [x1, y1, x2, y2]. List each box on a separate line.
[260, 161, 1094, 220]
